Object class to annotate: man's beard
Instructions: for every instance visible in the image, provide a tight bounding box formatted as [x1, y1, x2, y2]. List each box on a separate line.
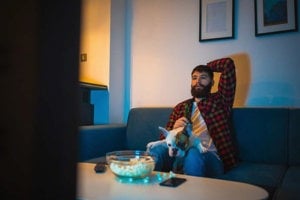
[191, 83, 212, 98]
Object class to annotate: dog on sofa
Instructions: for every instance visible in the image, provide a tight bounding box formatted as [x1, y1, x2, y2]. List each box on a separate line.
[146, 124, 206, 158]
[146, 124, 207, 173]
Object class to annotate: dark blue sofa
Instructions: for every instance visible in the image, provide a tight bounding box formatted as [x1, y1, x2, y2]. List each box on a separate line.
[79, 107, 300, 200]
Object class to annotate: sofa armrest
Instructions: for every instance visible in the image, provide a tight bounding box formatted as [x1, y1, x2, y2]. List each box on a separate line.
[78, 124, 127, 161]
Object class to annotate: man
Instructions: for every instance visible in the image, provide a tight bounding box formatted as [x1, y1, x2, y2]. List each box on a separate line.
[149, 57, 238, 177]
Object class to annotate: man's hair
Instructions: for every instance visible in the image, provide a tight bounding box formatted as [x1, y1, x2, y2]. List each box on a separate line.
[191, 65, 214, 80]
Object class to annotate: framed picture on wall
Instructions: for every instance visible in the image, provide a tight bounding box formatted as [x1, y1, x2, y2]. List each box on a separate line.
[255, 0, 298, 36]
[199, 0, 234, 42]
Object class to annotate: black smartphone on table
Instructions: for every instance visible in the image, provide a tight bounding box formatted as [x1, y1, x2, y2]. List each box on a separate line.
[159, 177, 186, 187]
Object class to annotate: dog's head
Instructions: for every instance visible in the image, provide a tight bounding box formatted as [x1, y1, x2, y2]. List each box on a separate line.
[159, 124, 192, 157]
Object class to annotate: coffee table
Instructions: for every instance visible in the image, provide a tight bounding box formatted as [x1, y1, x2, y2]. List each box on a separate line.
[77, 162, 268, 200]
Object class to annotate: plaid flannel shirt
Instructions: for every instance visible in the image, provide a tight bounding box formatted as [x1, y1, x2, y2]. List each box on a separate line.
[161, 57, 238, 171]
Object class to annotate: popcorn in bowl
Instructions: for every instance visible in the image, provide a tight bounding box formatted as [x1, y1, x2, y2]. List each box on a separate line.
[106, 150, 155, 179]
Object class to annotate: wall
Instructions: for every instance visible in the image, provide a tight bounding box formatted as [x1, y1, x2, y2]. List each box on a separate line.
[109, 0, 300, 123]
[80, 0, 111, 86]
[110, 0, 131, 122]
[80, 0, 111, 124]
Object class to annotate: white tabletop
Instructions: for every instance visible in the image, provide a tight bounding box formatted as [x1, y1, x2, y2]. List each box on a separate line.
[76, 162, 268, 200]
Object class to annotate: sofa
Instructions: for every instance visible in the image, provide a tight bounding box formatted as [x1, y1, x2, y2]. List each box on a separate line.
[79, 107, 300, 200]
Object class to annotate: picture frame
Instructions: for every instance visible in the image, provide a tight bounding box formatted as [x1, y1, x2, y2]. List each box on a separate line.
[199, 0, 234, 42]
[255, 0, 298, 36]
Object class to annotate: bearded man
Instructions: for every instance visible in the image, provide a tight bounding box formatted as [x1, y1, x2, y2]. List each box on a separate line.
[148, 57, 238, 177]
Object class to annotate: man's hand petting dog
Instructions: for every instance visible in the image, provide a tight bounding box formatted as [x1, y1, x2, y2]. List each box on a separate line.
[173, 117, 189, 129]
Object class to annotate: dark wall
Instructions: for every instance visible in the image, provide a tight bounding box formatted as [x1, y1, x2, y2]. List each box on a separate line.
[0, 1, 81, 199]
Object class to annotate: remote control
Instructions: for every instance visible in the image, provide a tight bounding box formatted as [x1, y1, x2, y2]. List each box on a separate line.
[94, 162, 107, 173]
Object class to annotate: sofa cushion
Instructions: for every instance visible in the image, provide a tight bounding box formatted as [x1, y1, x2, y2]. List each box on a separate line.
[274, 166, 300, 200]
[126, 107, 173, 150]
[218, 161, 287, 199]
[288, 109, 300, 165]
[219, 162, 287, 188]
[231, 108, 289, 164]
[79, 124, 126, 161]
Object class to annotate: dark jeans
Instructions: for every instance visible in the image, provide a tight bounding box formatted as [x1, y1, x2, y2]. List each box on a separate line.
[149, 143, 224, 178]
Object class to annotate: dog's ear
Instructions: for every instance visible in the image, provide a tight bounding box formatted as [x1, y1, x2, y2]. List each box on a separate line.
[175, 133, 189, 150]
[158, 126, 169, 138]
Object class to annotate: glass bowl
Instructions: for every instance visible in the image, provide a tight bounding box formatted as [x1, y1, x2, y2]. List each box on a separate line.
[106, 150, 155, 179]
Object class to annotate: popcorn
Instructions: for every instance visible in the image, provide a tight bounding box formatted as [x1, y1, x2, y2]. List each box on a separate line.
[109, 157, 155, 178]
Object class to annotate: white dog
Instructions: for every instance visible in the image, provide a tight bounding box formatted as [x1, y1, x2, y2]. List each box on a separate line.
[146, 124, 207, 158]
